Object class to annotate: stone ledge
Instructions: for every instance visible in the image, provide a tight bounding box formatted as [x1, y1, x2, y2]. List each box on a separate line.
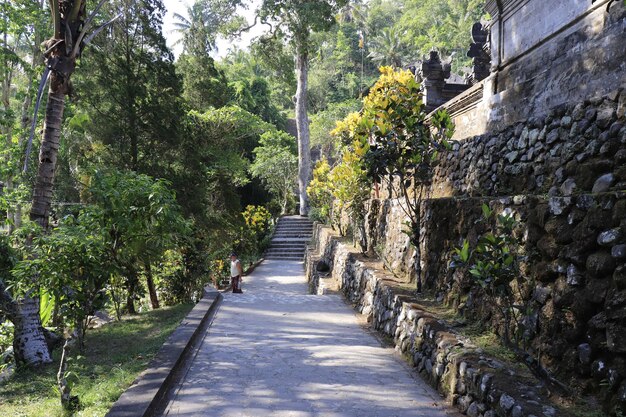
[306, 224, 563, 417]
[105, 289, 222, 417]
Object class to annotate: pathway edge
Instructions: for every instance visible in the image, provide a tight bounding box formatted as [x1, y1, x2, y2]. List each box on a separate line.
[105, 289, 223, 417]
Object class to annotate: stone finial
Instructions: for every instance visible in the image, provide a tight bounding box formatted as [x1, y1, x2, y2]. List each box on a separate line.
[466, 22, 491, 84]
[419, 50, 451, 111]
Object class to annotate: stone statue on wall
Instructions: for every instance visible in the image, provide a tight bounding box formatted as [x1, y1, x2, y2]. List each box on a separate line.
[466, 22, 491, 85]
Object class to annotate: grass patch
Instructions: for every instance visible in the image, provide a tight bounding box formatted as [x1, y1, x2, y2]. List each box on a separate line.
[0, 303, 194, 417]
[458, 321, 519, 364]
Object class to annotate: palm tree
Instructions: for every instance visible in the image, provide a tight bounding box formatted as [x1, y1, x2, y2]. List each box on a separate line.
[4, 0, 114, 366]
[337, 0, 367, 27]
[171, 1, 217, 54]
[367, 27, 408, 68]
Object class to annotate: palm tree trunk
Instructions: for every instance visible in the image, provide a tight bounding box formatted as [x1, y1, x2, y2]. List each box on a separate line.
[12, 73, 68, 366]
[295, 45, 311, 216]
[30, 77, 65, 229]
[2, 29, 15, 232]
[13, 295, 52, 365]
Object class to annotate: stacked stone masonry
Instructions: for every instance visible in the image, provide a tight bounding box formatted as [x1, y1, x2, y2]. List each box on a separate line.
[307, 226, 561, 417]
[306, 2, 626, 414]
[430, 90, 626, 199]
[307, 73, 626, 417]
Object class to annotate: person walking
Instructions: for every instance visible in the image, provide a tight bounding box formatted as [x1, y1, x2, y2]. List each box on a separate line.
[230, 252, 244, 293]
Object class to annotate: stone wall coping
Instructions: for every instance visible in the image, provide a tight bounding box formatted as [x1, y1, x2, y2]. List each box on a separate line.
[105, 289, 222, 417]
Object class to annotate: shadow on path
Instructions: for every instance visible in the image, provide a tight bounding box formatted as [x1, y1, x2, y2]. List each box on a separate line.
[161, 260, 459, 417]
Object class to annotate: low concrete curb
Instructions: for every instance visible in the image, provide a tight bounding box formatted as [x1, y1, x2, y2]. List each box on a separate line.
[105, 289, 222, 417]
[243, 257, 264, 276]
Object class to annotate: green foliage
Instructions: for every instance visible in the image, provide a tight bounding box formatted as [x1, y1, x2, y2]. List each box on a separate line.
[249, 131, 298, 214]
[229, 76, 286, 127]
[307, 140, 370, 250]
[328, 142, 370, 237]
[451, 204, 535, 350]
[256, 0, 349, 53]
[307, 159, 334, 224]
[334, 66, 452, 254]
[155, 249, 200, 306]
[177, 53, 231, 111]
[309, 99, 361, 159]
[7, 169, 189, 344]
[396, 0, 486, 72]
[361, 67, 453, 192]
[74, 0, 184, 174]
[367, 27, 408, 68]
[239, 205, 273, 256]
[222, 43, 295, 114]
[0, 304, 193, 416]
[175, 106, 274, 234]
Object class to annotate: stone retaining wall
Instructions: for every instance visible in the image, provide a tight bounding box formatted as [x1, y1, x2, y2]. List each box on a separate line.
[306, 226, 560, 417]
[430, 89, 626, 199]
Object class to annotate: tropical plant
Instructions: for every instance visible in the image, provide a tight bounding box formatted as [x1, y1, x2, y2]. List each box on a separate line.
[250, 131, 298, 214]
[449, 204, 569, 395]
[307, 159, 334, 224]
[12, 215, 109, 351]
[358, 67, 453, 289]
[84, 169, 189, 314]
[240, 204, 272, 256]
[328, 142, 371, 250]
[367, 27, 409, 68]
[310, 99, 362, 161]
[451, 204, 531, 348]
[0, 0, 120, 367]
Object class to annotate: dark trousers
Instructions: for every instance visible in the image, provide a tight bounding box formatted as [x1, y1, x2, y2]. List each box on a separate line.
[231, 275, 242, 293]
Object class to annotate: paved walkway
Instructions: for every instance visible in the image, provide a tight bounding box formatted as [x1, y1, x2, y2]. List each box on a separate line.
[161, 260, 458, 417]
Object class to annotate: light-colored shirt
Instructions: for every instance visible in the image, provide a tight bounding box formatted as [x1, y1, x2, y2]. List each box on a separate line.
[231, 259, 241, 277]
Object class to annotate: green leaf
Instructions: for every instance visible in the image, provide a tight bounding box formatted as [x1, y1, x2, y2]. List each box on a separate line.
[460, 240, 470, 262]
[481, 203, 491, 219]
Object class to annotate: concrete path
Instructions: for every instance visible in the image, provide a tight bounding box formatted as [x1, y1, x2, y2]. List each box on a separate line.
[161, 260, 458, 417]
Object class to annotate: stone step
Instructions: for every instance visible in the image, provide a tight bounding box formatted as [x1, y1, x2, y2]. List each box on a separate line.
[273, 232, 312, 236]
[267, 216, 311, 262]
[265, 248, 304, 254]
[266, 244, 306, 249]
[265, 255, 304, 260]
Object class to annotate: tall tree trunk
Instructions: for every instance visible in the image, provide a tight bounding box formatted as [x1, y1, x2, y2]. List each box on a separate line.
[7, 0, 85, 367]
[12, 295, 52, 365]
[2, 29, 15, 232]
[126, 265, 138, 314]
[13, 73, 68, 366]
[30, 78, 65, 230]
[145, 262, 159, 309]
[295, 45, 311, 216]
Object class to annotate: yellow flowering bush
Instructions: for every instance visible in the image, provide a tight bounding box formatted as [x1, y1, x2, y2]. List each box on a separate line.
[242, 205, 272, 239]
[307, 159, 334, 223]
[240, 205, 273, 257]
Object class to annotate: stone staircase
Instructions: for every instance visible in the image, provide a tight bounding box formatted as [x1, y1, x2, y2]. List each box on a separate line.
[264, 216, 313, 261]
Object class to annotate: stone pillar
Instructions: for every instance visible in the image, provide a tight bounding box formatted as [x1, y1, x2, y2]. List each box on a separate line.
[419, 50, 451, 112]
